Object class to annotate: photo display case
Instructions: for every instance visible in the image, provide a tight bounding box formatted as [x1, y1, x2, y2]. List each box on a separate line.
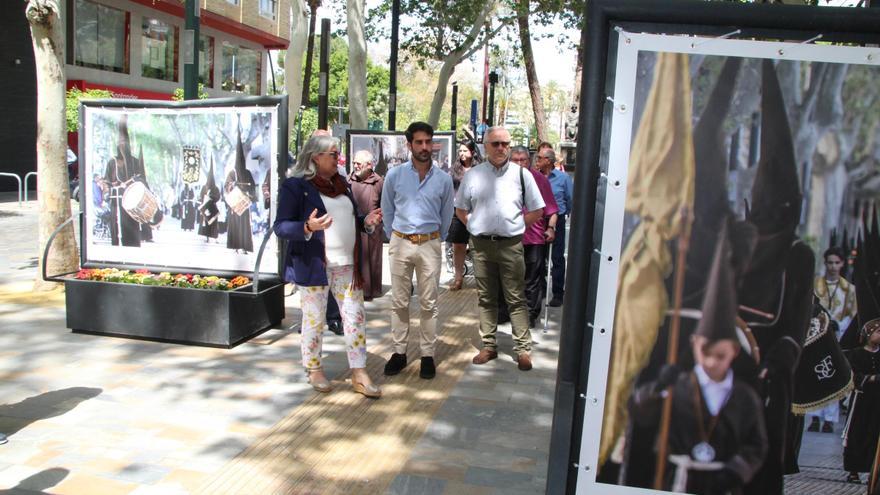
[345, 130, 455, 177]
[547, 1, 880, 494]
[48, 96, 289, 347]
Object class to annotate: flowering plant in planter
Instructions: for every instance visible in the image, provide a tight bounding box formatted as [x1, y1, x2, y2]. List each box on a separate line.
[73, 268, 250, 291]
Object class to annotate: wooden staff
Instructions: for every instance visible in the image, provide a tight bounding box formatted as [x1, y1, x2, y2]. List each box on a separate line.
[653, 207, 693, 490]
[869, 431, 880, 494]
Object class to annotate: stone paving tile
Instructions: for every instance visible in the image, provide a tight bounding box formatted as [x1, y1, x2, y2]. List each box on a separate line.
[386, 474, 447, 495]
[462, 466, 535, 488]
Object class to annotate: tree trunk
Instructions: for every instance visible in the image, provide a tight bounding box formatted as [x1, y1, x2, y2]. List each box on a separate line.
[516, 3, 547, 142]
[301, 0, 321, 106]
[427, 1, 494, 127]
[346, 0, 368, 128]
[285, 0, 309, 138]
[27, 0, 78, 291]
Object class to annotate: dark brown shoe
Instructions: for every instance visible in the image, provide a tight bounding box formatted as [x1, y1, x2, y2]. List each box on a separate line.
[472, 348, 498, 364]
[517, 353, 532, 371]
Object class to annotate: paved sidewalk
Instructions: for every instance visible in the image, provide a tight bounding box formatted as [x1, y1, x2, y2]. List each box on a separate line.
[0, 196, 557, 494]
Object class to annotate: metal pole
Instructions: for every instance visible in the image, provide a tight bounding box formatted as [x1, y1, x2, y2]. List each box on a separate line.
[388, 0, 400, 130]
[183, 0, 200, 100]
[317, 18, 330, 130]
[451, 82, 458, 131]
[487, 71, 498, 126]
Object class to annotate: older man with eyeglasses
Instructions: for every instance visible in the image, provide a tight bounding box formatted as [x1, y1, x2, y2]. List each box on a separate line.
[454, 127, 545, 371]
[535, 145, 573, 307]
[348, 149, 385, 301]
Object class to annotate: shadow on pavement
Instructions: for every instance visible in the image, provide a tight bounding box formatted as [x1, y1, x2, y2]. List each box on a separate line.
[0, 467, 69, 495]
[0, 387, 102, 437]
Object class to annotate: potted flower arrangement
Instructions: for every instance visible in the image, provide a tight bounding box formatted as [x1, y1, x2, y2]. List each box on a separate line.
[73, 268, 251, 291]
[63, 266, 283, 348]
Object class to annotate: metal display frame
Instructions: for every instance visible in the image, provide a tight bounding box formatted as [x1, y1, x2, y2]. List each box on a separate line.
[548, 1, 880, 493]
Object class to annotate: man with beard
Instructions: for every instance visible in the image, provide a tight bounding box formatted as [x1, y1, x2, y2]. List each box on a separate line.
[349, 149, 384, 301]
[382, 122, 454, 380]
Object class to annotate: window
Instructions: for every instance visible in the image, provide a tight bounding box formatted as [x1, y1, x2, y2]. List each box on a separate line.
[199, 35, 214, 87]
[226, 0, 239, 4]
[141, 17, 179, 81]
[221, 42, 261, 95]
[73, 0, 129, 73]
[259, 0, 277, 20]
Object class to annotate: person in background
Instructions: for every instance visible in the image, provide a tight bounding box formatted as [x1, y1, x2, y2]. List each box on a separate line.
[349, 149, 385, 301]
[273, 134, 383, 398]
[809, 246, 858, 433]
[510, 146, 558, 328]
[535, 145, 573, 307]
[447, 141, 478, 290]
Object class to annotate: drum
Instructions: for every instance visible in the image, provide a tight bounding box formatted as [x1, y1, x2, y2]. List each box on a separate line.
[121, 181, 161, 225]
[225, 186, 252, 216]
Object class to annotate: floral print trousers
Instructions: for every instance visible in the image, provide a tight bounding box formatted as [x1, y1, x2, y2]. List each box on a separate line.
[300, 265, 367, 371]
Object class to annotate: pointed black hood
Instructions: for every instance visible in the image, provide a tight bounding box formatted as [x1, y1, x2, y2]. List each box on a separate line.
[738, 60, 802, 314]
[695, 223, 739, 343]
[681, 57, 743, 309]
[117, 115, 133, 161]
[205, 156, 217, 190]
[855, 235, 880, 341]
[748, 59, 802, 235]
[234, 128, 248, 178]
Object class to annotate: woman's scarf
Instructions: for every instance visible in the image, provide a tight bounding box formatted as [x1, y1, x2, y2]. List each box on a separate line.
[311, 172, 348, 198]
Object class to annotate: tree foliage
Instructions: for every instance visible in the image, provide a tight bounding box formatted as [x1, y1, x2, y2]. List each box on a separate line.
[66, 87, 112, 132]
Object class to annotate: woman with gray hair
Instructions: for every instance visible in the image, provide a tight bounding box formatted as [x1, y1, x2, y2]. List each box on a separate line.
[274, 134, 384, 398]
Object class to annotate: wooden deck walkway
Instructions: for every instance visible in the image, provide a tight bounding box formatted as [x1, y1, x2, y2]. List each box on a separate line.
[197, 286, 483, 495]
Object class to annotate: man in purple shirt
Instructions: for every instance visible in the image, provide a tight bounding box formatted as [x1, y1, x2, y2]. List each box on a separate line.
[510, 146, 558, 327]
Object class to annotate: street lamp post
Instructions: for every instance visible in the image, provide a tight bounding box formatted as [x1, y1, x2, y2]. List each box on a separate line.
[451, 82, 458, 131]
[487, 71, 498, 126]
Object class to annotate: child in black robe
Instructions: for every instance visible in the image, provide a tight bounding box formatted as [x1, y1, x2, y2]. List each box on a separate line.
[842, 319, 880, 484]
[629, 227, 768, 494]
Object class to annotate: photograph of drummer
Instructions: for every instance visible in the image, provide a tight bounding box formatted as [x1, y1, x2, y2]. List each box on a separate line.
[104, 116, 144, 247]
[628, 228, 767, 495]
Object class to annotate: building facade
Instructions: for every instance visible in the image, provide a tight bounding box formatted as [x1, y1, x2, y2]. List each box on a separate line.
[1, 0, 290, 192]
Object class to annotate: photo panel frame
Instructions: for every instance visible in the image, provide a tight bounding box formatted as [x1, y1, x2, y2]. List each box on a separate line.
[345, 130, 456, 177]
[78, 96, 288, 277]
[548, 1, 880, 494]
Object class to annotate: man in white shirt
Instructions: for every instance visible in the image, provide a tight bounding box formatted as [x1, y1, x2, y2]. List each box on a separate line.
[454, 126, 545, 370]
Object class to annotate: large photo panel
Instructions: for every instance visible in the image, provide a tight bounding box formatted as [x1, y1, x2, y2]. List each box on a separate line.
[81, 101, 283, 275]
[578, 31, 880, 494]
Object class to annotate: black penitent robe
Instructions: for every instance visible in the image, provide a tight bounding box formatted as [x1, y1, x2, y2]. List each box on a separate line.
[843, 347, 880, 473]
[629, 372, 768, 495]
[104, 156, 141, 247]
[198, 184, 221, 239]
[224, 169, 256, 253]
[180, 188, 196, 231]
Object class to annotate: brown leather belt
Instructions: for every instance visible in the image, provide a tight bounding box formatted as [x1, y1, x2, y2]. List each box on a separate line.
[393, 230, 440, 244]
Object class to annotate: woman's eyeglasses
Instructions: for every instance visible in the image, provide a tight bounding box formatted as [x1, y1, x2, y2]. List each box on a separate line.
[318, 151, 339, 159]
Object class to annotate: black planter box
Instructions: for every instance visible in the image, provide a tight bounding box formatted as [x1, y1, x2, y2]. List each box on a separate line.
[63, 278, 284, 347]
